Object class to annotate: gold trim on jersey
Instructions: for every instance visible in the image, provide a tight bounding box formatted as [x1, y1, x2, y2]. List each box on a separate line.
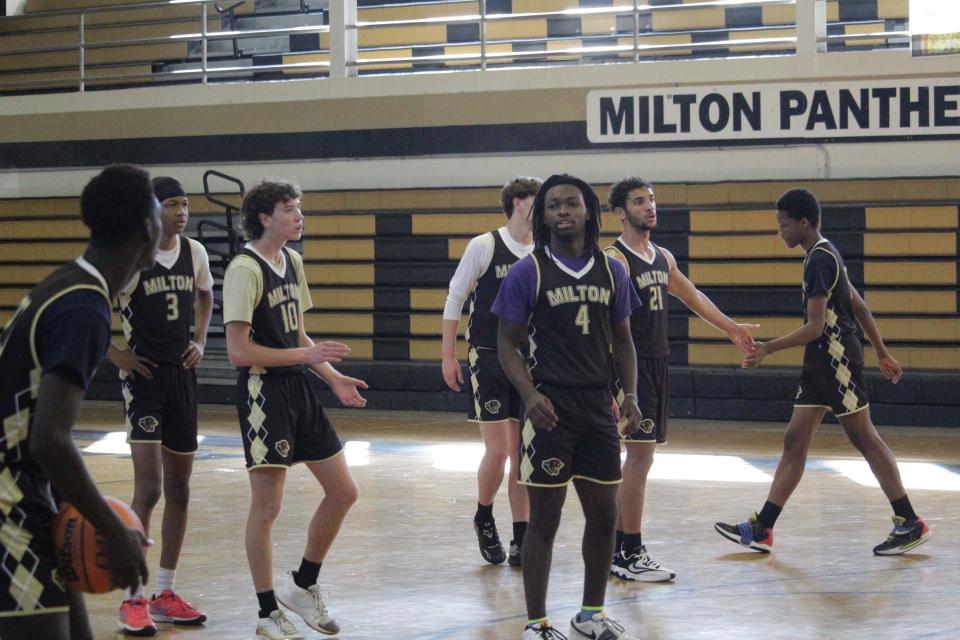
[28, 284, 108, 369]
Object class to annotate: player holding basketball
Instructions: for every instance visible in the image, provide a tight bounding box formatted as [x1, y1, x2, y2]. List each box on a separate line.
[604, 176, 757, 582]
[441, 176, 541, 566]
[107, 177, 213, 634]
[0, 165, 157, 640]
[715, 187, 930, 555]
[223, 179, 367, 640]
[494, 174, 643, 640]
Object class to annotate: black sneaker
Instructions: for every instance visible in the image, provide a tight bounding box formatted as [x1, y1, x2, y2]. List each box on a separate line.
[714, 512, 773, 552]
[474, 516, 506, 564]
[508, 539, 522, 566]
[873, 516, 930, 555]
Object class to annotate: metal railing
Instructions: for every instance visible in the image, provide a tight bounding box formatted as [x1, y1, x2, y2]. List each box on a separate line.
[0, 0, 914, 94]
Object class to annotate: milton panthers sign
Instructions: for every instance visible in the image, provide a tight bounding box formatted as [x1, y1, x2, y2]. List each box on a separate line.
[587, 79, 960, 144]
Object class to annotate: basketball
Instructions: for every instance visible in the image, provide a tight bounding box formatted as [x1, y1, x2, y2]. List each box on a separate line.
[53, 496, 145, 594]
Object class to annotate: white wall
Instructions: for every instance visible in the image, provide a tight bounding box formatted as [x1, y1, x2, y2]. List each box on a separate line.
[1, 47, 957, 198]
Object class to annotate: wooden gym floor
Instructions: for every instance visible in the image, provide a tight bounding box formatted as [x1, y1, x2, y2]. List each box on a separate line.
[73, 401, 959, 640]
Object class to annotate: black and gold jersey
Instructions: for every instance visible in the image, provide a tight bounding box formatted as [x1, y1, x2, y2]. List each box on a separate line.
[120, 236, 195, 364]
[527, 247, 616, 388]
[466, 231, 524, 349]
[803, 239, 859, 344]
[606, 239, 668, 358]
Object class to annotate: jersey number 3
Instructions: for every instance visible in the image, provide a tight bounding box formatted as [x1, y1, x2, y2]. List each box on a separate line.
[165, 293, 179, 321]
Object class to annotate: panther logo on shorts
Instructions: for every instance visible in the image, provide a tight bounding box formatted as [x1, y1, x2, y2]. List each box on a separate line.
[484, 400, 502, 415]
[275, 439, 291, 458]
[638, 418, 655, 434]
[138, 416, 159, 433]
[541, 457, 564, 477]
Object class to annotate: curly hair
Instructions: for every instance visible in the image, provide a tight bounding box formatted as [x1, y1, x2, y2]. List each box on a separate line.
[241, 178, 303, 240]
[776, 188, 820, 228]
[607, 176, 653, 212]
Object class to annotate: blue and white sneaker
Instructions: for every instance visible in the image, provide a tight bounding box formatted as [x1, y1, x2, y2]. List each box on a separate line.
[569, 612, 637, 640]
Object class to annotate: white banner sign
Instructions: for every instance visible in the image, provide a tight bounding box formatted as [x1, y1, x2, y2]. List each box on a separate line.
[586, 79, 960, 144]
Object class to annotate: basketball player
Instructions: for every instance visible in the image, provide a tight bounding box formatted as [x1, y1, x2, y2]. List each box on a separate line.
[0, 164, 158, 640]
[715, 188, 930, 555]
[604, 177, 757, 582]
[494, 174, 643, 640]
[107, 177, 213, 635]
[441, 175, 541, 566]
[223, 179, 368, 640]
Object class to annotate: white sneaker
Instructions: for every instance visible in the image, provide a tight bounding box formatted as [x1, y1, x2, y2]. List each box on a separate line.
[256, 609, 303, 640]
[275, 571, 340, 635]
[523, 620, 569, 639]
[610, 544, 676, 582]
[569, 612, 638, 640]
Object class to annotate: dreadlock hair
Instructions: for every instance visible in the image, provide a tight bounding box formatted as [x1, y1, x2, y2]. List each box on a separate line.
[531, 174, 603, 255]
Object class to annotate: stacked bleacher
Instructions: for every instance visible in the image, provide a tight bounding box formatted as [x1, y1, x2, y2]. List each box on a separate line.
[2, 177, 957, 426]
[1, 0, 910, 94]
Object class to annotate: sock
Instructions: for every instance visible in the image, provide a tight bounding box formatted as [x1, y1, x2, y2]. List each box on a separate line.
[615, 530, 624, 552]
[475, 502, 493, 521]
[757, 501, 782, 530]
[623, 532, 642, 553]
[891, 495, 918, 521]
[293, 558, 322, 590]
[128, 583, 145, 600]
[512, 521, 527, 544]
[526, 617, 548, 629]
[257, 590, 278, 619]
[154, 567, 175, 597]
[577, 606, 603, 623]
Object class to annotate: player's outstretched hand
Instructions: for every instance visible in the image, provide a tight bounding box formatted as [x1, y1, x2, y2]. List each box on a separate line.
[442, 356, 464, 392]
[103, 522, 150, 591]
[729, 323, 760, 354]
[108, 348, 157, 379]
[331, 374, 369, 408]
[181, 340, 205, 369]
[878, 351, 902, 384]
[617, 396, 643, 436]
[305, 341, 351, 365]
[742, 341, 769, 368]
[524, 391, 558, 431]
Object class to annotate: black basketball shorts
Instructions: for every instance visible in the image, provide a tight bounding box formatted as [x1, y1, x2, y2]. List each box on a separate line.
[124, 363, 199, 454]
[795, 333, 869, 417]
[237, 370, 343, 469]
[0, 475, 69, 617]
[518, 384, 622, 487]
[466, 346, 522, 423]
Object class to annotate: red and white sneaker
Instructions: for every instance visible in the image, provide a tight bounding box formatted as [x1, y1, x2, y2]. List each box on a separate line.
[149, 589, 208, 624]
[118, 596, 157, 636]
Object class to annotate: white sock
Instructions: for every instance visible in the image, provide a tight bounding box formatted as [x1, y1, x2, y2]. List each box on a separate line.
[129, 583, 145, 600]
[154, 567, 176, 596]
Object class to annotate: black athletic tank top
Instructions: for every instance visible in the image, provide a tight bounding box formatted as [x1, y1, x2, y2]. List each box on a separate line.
[527, 247, 616, 387]
[242, 247, 304, 374]
[803, 240, 859, 346]
[608, 239, 670, 358]
[121, 236, 195, 364]
[466, 230, 524, 350]
[0, 262, 109, 482]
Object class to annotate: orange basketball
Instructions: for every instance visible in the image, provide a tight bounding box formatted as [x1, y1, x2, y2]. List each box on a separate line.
[52, 496, 145, 594]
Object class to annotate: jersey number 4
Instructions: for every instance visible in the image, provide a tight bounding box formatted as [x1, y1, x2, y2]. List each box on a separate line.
[575, 304, 591, 335]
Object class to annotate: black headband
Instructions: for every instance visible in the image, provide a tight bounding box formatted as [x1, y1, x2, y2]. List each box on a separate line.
[152, 176, 187, 203]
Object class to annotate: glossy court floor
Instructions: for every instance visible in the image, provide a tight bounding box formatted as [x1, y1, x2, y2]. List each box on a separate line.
[72, 401, 959, 640]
